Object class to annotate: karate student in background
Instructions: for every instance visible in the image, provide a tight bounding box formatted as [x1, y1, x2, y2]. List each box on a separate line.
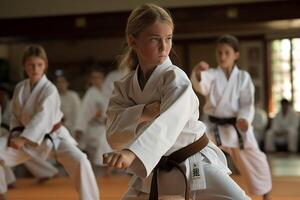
[1, 87, 58, 185]
[55, 74, 81, 137]
[0, 102, 16, 190]
[103, 4, 250, 200]
[75, 69, 112, 167]
[190, 35, 272, 200]
[0, 45, 99, 200]
[265, 98, 299, 153]
[252, 102, 268, 149]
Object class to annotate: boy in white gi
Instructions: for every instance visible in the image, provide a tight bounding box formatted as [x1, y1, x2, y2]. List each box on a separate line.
[0, 45, 99, 200]
[103, 4, 250, 200]
[191, 35, 272, 200]
[265, 98, 299, 152]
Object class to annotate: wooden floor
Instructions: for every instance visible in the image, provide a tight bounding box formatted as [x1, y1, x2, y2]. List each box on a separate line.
[6, 154, 300, 200]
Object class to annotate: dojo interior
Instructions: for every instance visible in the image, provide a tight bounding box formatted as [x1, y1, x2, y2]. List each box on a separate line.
[0, 0, 300, 199]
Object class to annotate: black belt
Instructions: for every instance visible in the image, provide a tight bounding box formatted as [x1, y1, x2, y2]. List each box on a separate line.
[8, 121, 62, 162]
[208, 116, 244, 149]
[149, 134, 209, 200]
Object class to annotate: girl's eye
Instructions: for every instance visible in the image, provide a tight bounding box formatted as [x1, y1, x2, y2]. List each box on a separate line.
[151, 38, 159, 42]
[166, 37, 172, 42]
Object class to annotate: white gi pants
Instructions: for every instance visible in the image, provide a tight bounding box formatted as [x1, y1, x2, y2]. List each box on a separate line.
[3, 166, 15, 185]
[121, 155, 250, 200]
[0, 140, 99, 200]
[222, 147, 272, 196]
[24, 157, 58, 178]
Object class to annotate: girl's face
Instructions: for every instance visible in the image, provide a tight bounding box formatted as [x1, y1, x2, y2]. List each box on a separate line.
[129, 20, 173, 68]
[23, 56, 47, 84]
[216, 43, 240, 70]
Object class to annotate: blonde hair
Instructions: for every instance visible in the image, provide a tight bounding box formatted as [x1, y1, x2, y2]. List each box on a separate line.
[118, 4, 174, 71]
[22, 45, 48, 68]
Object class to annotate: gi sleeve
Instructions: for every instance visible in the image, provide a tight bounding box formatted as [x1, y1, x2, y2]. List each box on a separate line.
[75, 90, 94, 132]
[106, 82, 145, 137]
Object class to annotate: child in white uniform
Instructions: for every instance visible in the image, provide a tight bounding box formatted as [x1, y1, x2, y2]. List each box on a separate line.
[1, 87, 58, 186]
[191, 35, 272, 200]
[75, 69, 112, 166]
[0, 45, 99, 200]
[265, 99, 299, 152]
[103, 4, 250, 200]
[55, 75, 81, 136]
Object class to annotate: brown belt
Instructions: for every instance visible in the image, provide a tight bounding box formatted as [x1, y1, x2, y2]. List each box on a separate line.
[149, 134, 209, 200]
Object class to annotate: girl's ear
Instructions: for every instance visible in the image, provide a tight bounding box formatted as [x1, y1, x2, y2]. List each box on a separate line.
[235, 51, 240, 60]
[127, 35, 136, 48]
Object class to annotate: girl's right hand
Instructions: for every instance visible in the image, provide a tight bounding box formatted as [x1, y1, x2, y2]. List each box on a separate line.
[103, 149, 136, 169]
[192, 61, 210, 81]
[140, 101, 160, 123]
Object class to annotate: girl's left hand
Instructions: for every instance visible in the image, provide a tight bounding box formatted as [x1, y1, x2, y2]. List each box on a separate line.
[10, 137, 29, 149]
[236, 118, 249, 132]
[103, 149, 136, 169]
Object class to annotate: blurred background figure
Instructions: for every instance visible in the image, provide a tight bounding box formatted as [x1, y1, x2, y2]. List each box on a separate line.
[55, 74, 81, 137]
[265, 99, 299, 153]
[252, 103, 268, 150]
[0, 87, 17, 189]
[75, 68, 112, 169]
[102, 66, 128, 111]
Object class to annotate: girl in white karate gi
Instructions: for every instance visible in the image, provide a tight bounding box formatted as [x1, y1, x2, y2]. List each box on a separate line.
[0, 45, 99, 200]
[190, 35, 272, 200]
[1, 88, 58, 186]
[103, 4, 250, 200]
[75, 69, 112, 166]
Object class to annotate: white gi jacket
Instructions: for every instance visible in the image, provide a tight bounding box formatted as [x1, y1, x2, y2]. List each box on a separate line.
[10, 75, 76, 160]
[76, 86, 111, 163]
[102, 69, 127, 111]
[107, 57, 229, 193]
[191, 66, 258, 148]
[59, 90, 81, 134]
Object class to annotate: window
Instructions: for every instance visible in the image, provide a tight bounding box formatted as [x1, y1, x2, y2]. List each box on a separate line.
[270, 38, 300, 116]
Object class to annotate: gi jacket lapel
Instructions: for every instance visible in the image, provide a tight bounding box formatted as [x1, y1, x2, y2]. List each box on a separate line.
[132, 57, 172, 104]
[21, 75, 48, 124]
[214, 66, 239, 116]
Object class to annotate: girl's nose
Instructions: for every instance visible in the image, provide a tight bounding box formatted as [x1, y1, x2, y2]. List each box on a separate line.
[159, 39, 166, 51]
